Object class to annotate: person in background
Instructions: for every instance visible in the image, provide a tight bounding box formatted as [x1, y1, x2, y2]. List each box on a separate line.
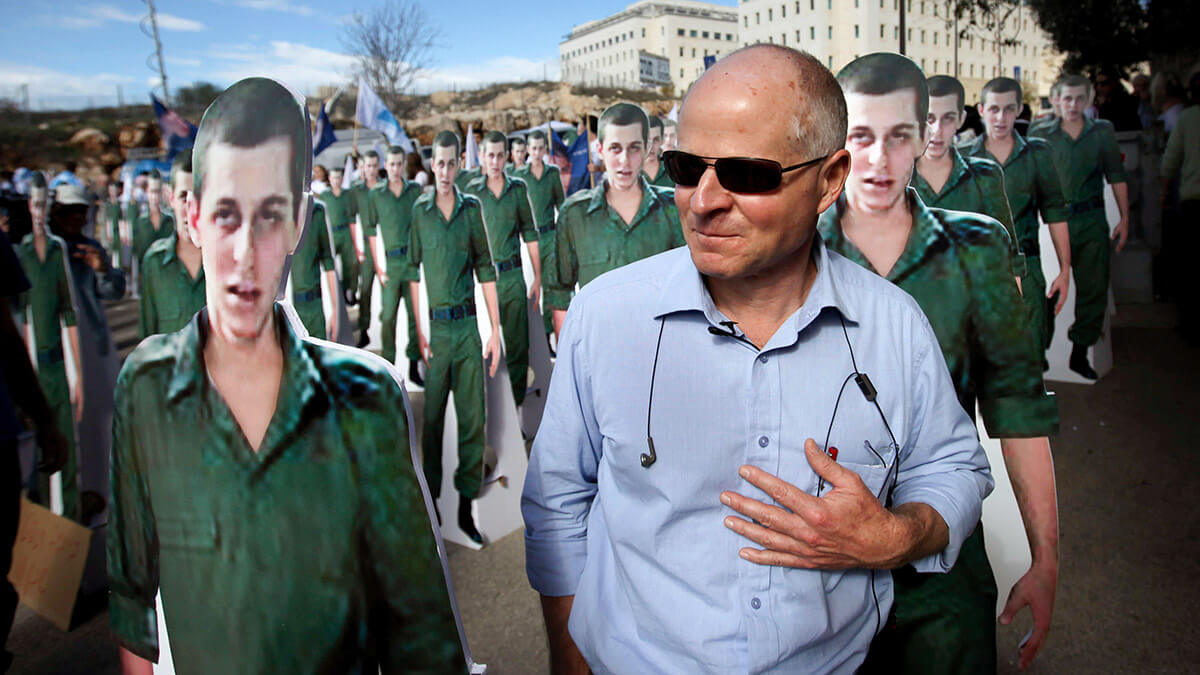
[138, 152, 205, 340]
[1095, 69, 1143, 132]
[367, 146, 423, 381]
[311, 163, 329, 194]
[642, 116, 672, 188]
[506, 136, 527, 175]
[661, 117, 678, 151]
[351, 150, 382, 348]
[319, 165, 361, 308]
[1161, 71, 1200, 344]
[512, 130, 566, 344]
[1133, 73, 1156, 131]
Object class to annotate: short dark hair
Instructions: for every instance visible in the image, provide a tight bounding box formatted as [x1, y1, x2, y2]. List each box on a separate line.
[927, 75, 966, 113]
[527, 130, 547, 143]
[1057, 74, 1093, 98]
[597, 102, 649, 144]
[146, 169, 163, 184]
[193, 77, 309, 220]
[328, 164, 344, 175]
[363, 149, 380, 161]
[434, 130, 461, 155]
[483, 130, 507, 148]
[648, 115, 664, 133]
[387, 145, 405, 157]
[837, 53, 929, 131]
[510, 136, 526, 148]
[981, 77, 1023, 106]
[170, 149, 193, 189]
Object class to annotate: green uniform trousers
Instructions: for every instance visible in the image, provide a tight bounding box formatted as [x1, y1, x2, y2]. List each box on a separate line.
[379, 271, 420, 364]
[294, 297, 325, 341]
[333, 232, 360, 300]
[422, 317, 485, 501]
[33, 362, 79, 522]
[497, 269, 529, 407]
[358, 246, 375, 332]
[1068, 218, 1110, 347]
[860, 525, 997, 674]
[1021, 256, 1051, 352]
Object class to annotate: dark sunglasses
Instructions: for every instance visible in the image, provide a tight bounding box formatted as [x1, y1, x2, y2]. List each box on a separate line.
[662, 150, 828, 194]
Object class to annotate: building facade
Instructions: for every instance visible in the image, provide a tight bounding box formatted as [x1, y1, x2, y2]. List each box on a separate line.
[559, 0, 740, 93]
[737, 0, 1059, 102]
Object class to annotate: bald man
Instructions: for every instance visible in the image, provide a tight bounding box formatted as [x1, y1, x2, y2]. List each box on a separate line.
[522, 45, 990, 674]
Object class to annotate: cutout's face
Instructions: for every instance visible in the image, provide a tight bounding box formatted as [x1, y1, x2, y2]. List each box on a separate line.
[924, 94, 960, 161]
[329, 170, 344, 190]
[528, 137, 547, 163]
[28, 194, 48, 231]
[385, 153, 405, 181]
[363, 155, 380, 180]
[510, 143, 527, 167]
[108, 184, 120, 200]
[599, 123, 646, 191]
[844, 89, 924, 213]
[1059, 85, 1091, 122]
[648, 127, 663, 158]
[982, 91, 1021, 140]
[147, 178, 163, 205]
[662, 124, 677, 151]
[189, 137, 298, 342]
[172, 171, 193, 235]
[432, 145, 459, 195]
[483, 141, 506, 178]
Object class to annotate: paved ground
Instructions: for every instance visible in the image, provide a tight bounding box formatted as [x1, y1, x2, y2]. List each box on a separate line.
[6, 299, 1198, 674]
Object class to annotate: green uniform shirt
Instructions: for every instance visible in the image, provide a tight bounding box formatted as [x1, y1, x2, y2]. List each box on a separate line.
[1162, 105, 1200, 202]
[454, 167, 481, 192]
[351, 179, 378, 234]
[510, 163, 565, 234]
[963, 133, 1071, 257]
[644, 161, 674, 188]
[108, 305, 463, 671]
[463, 174, 537, 267]
[1028, 117, 1128, 226]
[319, 187, 358, 238]
[138, 233, 206, 339]
[818, 189, 1058, 438]
[367, 180, 423, 269]
[106, 201, 122, 247]
[131, 204, 174, 267]
[547, 175, 684, 311]
[16, 234, 77, 354]
[912, 147, 1019, 272]
[290, 201, 335, 294]
[405, 189, 496, 309]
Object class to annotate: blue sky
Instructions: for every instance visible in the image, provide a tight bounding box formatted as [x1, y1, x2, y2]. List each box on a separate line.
[1, 0, 734, 110]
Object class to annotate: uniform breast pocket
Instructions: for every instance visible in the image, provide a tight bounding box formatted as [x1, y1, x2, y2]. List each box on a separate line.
[577, 245, 611, 283]
[157, 514, 219, 551]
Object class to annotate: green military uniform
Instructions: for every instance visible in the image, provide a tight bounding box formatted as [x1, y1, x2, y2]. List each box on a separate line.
[819, 189, 1059, 674]
[406, 189, 495, 500]
[464, 174, 537, 406]
[367, 180, 423, 364]
[318, 188, 360, 301]
[644, 161, 674, 188]
[130, 203, 174, 269]
[15, 234, 79, 521]
[352, 178, 378, 334]
[138, 233, 206, 339]
[911, 147, 1021, 274]
[965, 133, 1071, 351]
[289, 201, 335, 339]
[546, 175, 684, 312]
[105, 201, 122, 251]
[108, 305, 463, 672]
[1030, 117, 1128, 347]
[510, 162, 565, 334]
[454, 167, 481, 192]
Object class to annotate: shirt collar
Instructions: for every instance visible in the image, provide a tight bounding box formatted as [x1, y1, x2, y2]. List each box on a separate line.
[965, 132, 1028, 166]
[586, 173, 660, 222]
[652, 233, 857, 329]
[914, 146, 971, 197]
[420, 186, 466, 220]
[820, 187, 946, 283]
[160, 231, 179, 265]
[470, 173, 515, 198]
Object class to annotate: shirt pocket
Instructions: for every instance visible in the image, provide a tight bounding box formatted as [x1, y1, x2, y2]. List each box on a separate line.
[576, 241, 611, 284]
[835, 440, 899, 501]
[157, 514, 219, 551]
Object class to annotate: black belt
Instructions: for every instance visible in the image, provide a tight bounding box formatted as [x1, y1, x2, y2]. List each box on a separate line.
[331, 223, 350, 232]
[294, 288, 320, 304]
[37, 346, 63, 366]
[385, 246, 409, 259]
[496, 257, 523, 273]
[1068, 196, 1105, 216]
[431, 303, 476, 321]
[537, 223, 556, 236]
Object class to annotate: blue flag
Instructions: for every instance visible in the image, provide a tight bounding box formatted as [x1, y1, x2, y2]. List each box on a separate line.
[313, 102, 337, 156]
[151, 94, 197, 161]
[554, 129, 591, 196]
[356, 79, 414, 153]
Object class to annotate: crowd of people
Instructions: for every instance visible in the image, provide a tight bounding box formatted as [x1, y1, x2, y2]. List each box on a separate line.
[0, 42, 1197, 674]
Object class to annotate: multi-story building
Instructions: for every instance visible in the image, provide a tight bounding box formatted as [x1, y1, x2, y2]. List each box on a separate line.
[736, 0, 1059, 102]
[559, 0, 739, 94]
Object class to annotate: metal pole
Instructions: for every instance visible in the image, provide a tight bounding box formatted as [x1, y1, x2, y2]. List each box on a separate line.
[145, 0, 170, 105]
[954, 11, 959, 78]
[899, 0, 907, 55]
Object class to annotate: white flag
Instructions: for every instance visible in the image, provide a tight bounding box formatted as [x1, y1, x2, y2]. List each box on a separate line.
[355, 78, 414, 153]
[464, 124, 479, 170]
[342, 154, 355, 189]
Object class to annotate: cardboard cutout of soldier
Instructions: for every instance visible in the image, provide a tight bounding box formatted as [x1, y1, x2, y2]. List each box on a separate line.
[819, 53, 1061, 673]
[464, 130, 540, 409]
[318, 165, 361, 309]
[545, 103, 685, 336]
[643, 115, 673, 188]
[505, 136, 526, 176]
[369, 146, 424, 382]
[130, 170, 174, 297]
[407, 130, 504, 546]
[511, 130, 565, 339]
[287, 197, 340, 341]
[108, 77, 473, 674]
[1029, 74, 1130, 379]
[15, 173, 84, 521]
[138, 152, 206, 340]
[352, 150, 381, 348]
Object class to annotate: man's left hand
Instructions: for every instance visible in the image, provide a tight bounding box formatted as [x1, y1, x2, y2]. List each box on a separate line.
[1047, 272, 1070, 315]
[74, 244, 107, 272]
[484, 332, 502, 377]
[1112, 219, 1129, 252]
[999, 560, 1057, 670]
[721, 439, 910, 570]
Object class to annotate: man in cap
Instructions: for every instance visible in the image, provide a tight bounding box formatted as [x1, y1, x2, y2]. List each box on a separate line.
[1029, 73, 1130, 379]
[368, 146, 423, 381]
[523, 45, 991, 674]
[108, 77, 465, 674]
[138, 151, 206, 339]
[545, 102, 684, 335]
[819, 53, 1061, 672]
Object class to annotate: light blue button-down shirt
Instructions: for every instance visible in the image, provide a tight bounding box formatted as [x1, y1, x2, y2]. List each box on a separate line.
[522, 238, 993, 674]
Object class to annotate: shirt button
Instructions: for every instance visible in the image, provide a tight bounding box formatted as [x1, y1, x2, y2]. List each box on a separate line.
[751, 597, 762, 610]
[758, 436, 769, 448]
[758, 354, 768, 364]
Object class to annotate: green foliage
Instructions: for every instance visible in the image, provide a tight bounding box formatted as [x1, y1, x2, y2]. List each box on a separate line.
[174, 82, 221, 114]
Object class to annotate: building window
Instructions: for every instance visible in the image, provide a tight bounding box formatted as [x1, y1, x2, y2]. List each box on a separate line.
[755, 12, 760, 25]
[782, 4, 787, 18]
[828, 55, 833, 68]
[907, 28, 912, 41]
[828, 26, 833, 39]
[810, 26, 815, 39]
[970, 64, 974, 76]
[679, 28, 685, 36]
[743, 16, 748, 28]
[681, 68, 684, 77]
[642, 28, 645, 37]
[855, 25, 860, 38]
[768, 9, 773, 20]
[691, 29, 698, 37]
[703, 31, 709, 38]
[680, 47, 684, 57]
[768, 35, 774, 44]
[921, 58, 926, 69]
[782, 33, 786, 45]
[920, 29, 925, 43]
[797, 29, 802, 42]
[727, 33, 733, 40]
[880, 24, 885, 38]
[692, 48, 696, 57]
[934, 31, 938, 45]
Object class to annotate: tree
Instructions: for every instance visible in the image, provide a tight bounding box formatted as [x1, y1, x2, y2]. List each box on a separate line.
[1025, 0, 1148, 75]
[175, 81, 221, 113]
[341, 0, 441, 110]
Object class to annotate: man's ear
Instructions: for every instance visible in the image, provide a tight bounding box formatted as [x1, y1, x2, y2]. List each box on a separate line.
[817, 149, 852, 214]
[186, 192, 202, 248]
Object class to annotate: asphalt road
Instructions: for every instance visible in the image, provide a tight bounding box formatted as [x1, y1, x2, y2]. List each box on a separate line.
[6, 298, 1198, 674]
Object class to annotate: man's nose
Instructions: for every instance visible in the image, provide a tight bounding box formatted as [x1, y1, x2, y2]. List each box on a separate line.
[868, 138, 887, 167]
[232, 220, 255, 270]
[689, 164, 732, 216]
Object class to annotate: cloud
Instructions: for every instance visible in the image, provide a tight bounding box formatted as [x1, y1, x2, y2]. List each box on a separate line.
[228, 0, 316, 16]
[56, 4, 205, 31]
[207, 41, 357, 93]
[415, 57, 562, 92]
[0, 60, 137, 109]
[167, 56, 202, 67]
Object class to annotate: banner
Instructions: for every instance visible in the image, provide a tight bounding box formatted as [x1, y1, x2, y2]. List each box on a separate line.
[355, 79, 414, 154]
[151, 94, 197, 161]
[313, 102, 337, 156]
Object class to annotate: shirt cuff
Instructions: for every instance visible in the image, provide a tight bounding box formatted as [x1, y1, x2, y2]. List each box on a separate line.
[1041, 205, 1071, 223]
[525, 535, 588, 597]
[545, 288, 572, 311]
[403, 266, 420, 283]
[61, 313, 77, 327]
[894, 483, 983, 574]
[1106, 169, 1129, 184]
[475, 265, 498, 283]
[522, 231, 538, 243]
[109, 589, 159, 662]
[979, 391, 1059, 438]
